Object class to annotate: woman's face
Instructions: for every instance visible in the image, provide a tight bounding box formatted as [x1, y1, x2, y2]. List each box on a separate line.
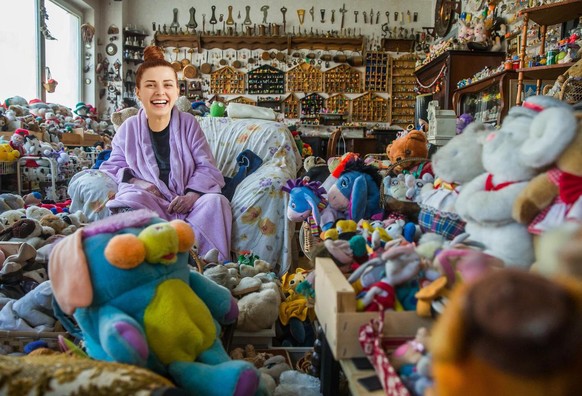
[136, 66, 178, 118]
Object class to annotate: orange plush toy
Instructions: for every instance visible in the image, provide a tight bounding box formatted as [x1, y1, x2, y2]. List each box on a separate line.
[431, 269, 582, 396]
[386, 130, 433, 177]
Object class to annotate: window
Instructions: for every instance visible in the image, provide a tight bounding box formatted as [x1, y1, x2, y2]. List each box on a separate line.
[0, 0, 81, 107]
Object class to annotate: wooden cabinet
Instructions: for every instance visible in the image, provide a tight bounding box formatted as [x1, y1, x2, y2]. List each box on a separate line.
[515, 0, 582, 104]
[414, 50, 506, 110]
[452, 70, 518, 127]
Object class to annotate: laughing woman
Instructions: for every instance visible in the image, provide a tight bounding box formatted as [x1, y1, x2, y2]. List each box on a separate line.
[100, 45, 232, 261]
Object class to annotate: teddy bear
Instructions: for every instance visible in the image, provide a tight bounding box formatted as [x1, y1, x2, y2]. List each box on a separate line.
[49, 209, 264, 395]
[455, 96, 576, 268]
[386, 130, 432, 177]
[418, 122, 490, 240]
[430, 269, 582, 396]
[39, 214, 76, 236]
[110, 107, 139, 131]
[513, 117, 582, 236]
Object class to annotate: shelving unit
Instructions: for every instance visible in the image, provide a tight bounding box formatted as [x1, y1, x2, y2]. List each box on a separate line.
[365, 52, 390, 92]
[389, 54, 417, 128]
[515, 0, 582, 104]
[122, 29, 149, 102]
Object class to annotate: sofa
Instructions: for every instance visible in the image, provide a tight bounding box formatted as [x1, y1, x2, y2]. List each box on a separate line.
[68, 116, 301, 275]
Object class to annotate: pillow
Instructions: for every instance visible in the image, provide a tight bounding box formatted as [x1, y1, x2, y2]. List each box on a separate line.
[226, 103, 278, 120]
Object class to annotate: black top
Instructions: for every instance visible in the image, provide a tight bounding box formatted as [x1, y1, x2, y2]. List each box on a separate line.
[150, 124, 171, 186]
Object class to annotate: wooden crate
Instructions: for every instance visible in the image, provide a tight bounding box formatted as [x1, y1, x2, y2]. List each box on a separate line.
[83, 133, 102, 146]
[60, 133, 82, 145]
[315, 257, 433, 360]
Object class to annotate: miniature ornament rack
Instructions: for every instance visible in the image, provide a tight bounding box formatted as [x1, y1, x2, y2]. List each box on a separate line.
[286, 62, 323, 93]
[209, 66, 245, 94]
[324, 64, 362, 94]
[283, 94, 300, 119]
[352, 92, 389, 122]
[326, 94, 351, 115]
[390, 54, 418, 127]
[365, 52, 390, 92]
[300, 93, 325, 124]
[247, 65, 285, 95]
[227, 96, 256, 105]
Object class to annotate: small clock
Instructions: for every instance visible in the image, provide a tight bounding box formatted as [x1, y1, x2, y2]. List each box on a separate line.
[435, 0, 455, 38]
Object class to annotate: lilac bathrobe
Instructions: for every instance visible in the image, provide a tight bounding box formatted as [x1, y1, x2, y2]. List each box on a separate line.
[100, 108, 232, 260]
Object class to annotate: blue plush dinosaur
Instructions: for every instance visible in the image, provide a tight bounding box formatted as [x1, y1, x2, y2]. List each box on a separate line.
[49, 209, 263, 396]
[327, 158, 383, 222]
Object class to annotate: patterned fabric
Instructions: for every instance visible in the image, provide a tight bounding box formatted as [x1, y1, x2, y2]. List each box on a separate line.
[196, 117, 302, 275]
[359, 311, 411, 396]
[418, 207, 466, 240]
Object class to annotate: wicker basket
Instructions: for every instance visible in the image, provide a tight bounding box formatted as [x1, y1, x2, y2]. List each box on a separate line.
[0, 330, 67, 354]
[0, 161, 16, 175]
[560, 77, 582, 105]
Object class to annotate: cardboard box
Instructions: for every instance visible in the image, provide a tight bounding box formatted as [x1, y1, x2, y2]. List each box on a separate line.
[315, 257, 434, 360]
[83, 133, 102, 146]
[0, 130, 45, 142]
[60, 133, 82, 145]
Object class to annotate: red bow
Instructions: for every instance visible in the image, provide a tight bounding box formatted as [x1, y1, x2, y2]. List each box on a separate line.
[484, 174, 518, 191]
[559, 172, 582, 204]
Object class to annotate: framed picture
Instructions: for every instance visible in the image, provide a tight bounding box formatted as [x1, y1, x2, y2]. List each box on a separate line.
[509, 79, 554, 104]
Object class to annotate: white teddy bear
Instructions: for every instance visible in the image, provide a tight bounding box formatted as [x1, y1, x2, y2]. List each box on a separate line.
[455, 96, 576, 268]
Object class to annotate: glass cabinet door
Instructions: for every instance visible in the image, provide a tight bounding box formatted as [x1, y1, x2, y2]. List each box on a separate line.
[459, 84, 501, 126]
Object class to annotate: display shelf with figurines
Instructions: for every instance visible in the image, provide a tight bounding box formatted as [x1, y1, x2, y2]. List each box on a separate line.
[282, 94, 300, 119]
[352, 92, 389, 123]
[390, 53, 418, 128]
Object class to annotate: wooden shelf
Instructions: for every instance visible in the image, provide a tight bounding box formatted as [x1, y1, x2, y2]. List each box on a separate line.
[381, 38, 415, 53]
[516, 62, 574, 80]
[155, 33, 364, 52]
[519, 0, 582, 26]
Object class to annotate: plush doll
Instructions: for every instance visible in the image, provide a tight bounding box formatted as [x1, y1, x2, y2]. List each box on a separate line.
[418, 122, 489, 239]
[431, 269, 582, 396]
[455, 96, 576, 268]
[0, 143, 19, 161]
[49, 210, 263, 396]
[327, 158, 383, 222]
[457, 20, 474, 44]
[10, 128, 29, 157]
[0, 193, 25, 213]
[386, 130, 432, 177]
[513, 120, 582, 239]
[210, 101, 226, 117]
[282, 177, 338, 235]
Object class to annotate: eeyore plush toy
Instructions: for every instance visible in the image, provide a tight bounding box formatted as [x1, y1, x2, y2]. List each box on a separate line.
[282, 177, 338, 234]
[327, 158, 383, 222]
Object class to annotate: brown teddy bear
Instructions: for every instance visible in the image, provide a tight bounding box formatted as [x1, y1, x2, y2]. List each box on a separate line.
[513, 120, 582, 242]
[386, 130, 433, 177]
[431, 269, 582, 396]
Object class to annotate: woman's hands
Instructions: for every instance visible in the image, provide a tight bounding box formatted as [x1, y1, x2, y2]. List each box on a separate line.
[129, 178, 165, 199]
[168, 191, 200, 214]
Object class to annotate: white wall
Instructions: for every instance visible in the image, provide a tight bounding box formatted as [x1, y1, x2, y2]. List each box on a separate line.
[94, 0, 436, 118]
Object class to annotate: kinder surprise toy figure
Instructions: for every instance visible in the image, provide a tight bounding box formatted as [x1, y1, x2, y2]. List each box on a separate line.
[431, 269, 582, 396]
[49, 210, 263, 396]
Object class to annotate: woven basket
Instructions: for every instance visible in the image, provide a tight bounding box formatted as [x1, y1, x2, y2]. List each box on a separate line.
[299, 221, 321, 261]
[379, 157, 428, 220]
[560, 77, 582, 105]
[0, 330, 68, 354]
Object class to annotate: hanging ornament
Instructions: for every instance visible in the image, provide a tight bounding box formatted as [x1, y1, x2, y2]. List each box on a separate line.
[40, 4, 57, 40]
[43, 67, 58, 93]
[81, 23, 96, 48]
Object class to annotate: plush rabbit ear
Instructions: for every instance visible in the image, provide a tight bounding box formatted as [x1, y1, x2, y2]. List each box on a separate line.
[49, 229, 92, 315]
[520, 107, 577, 168]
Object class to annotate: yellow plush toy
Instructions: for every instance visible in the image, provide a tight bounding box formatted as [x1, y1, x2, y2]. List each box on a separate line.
[431, 269, 582, 396]
[0, 143, 19, 161]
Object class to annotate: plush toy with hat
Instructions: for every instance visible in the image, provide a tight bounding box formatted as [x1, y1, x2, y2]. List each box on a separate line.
[431, 269, 582, 396]
[455, 96, 576, 268]
[10, 128, 29, 157]
[327, 157, 383, 222]
[49, 209, 263, 396]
